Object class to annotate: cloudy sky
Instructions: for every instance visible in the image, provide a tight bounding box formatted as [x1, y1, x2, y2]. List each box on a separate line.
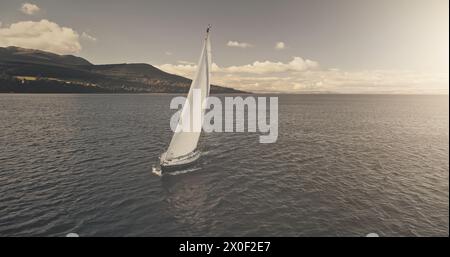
[0, 0, 448, 93]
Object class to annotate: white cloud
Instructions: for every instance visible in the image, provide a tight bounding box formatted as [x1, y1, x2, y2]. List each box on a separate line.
[158, 56, 318, 76]
[20, 3, 40, 15]
[224, 57, 319, 74]
[81, 32, 97, 42]
[159, 57, 318, 75]
[159, 63, 196, 76]
[227, 40, 252, 48]
[0, 19, 82, 54]
[177, 60, 195, 65]
[158, 62, 221, 77]
[213, 69, 448, 94]
[157, 57, 448, 94]
[275, 41, 285, 50]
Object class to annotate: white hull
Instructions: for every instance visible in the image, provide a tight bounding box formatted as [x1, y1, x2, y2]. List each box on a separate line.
[160, 150, 201, 172]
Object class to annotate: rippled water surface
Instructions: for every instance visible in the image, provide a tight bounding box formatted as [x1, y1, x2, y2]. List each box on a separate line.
[0, 94, 448, 236]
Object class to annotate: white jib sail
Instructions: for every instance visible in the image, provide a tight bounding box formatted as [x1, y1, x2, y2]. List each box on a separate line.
[164, 29, 211, 161]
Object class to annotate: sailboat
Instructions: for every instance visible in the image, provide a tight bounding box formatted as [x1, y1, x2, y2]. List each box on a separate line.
[159, 26, 212, 173]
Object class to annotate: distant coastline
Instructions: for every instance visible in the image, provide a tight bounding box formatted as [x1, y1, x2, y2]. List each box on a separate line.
[0, 75, 248, 94]
[0, 46, 246, 94]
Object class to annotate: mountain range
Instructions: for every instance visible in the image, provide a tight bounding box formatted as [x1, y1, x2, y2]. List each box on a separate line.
[0, 46, 245, 93]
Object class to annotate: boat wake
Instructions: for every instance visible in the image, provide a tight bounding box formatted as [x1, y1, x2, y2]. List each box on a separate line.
[165, 167, 201, 176]
[151, 165, 163, 177]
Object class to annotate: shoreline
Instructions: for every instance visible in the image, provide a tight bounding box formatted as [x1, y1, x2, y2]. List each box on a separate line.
[0, 92, 447, 96]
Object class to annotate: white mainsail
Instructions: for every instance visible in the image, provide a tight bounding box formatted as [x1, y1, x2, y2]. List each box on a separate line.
[163, 28, 211, 162]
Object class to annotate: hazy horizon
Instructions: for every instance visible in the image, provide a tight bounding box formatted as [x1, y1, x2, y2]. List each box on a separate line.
[0, 0, 448, 94]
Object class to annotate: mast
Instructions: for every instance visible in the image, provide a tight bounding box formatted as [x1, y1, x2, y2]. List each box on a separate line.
[205, 25, 211, 95]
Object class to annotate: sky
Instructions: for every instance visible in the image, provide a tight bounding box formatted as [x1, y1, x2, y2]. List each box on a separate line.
[0, 0, 448, 93]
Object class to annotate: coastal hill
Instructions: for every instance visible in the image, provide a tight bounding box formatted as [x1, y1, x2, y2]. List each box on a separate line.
[0, 46, 245, 93]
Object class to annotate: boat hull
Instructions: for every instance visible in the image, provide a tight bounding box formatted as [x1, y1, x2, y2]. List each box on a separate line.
[160, 151, 201, 173]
